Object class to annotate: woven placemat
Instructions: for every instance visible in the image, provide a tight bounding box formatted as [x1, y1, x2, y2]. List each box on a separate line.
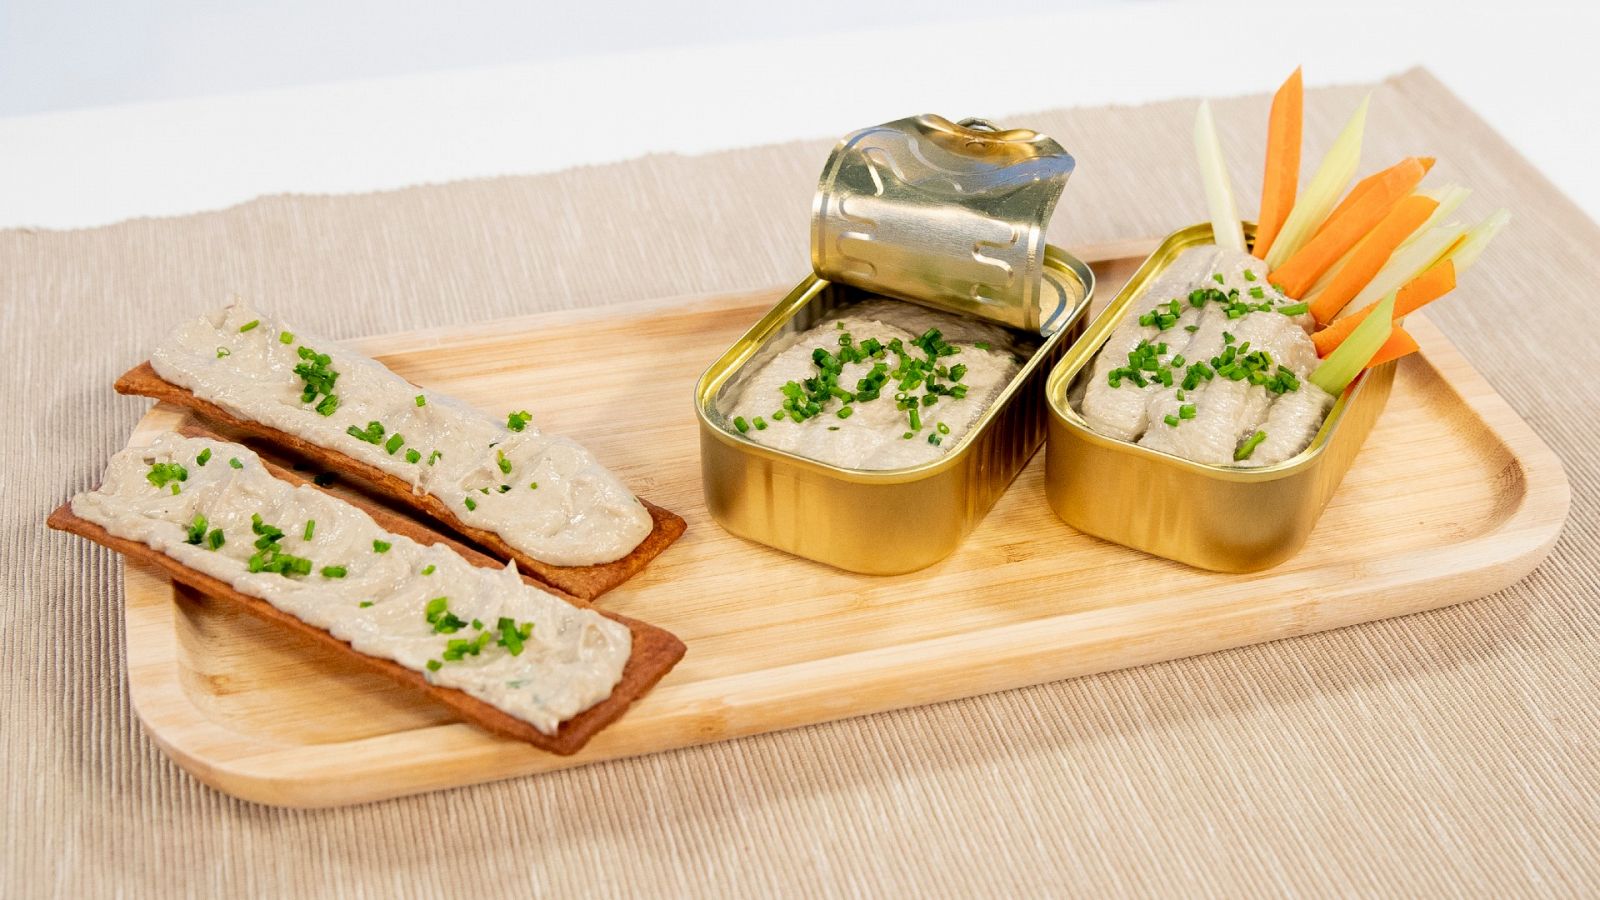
[4, 68, 1596, 896]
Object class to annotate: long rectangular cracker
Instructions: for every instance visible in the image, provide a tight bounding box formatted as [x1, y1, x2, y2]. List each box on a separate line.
[49, 456, 685, 755]
[116, 361, 686, 600]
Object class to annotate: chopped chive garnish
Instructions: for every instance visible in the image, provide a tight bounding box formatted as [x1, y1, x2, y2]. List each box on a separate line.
[498, 484, 511, 493]
[506, 410, 532, 432]
[384, 433, 405, 455]
[320, 566, 346, 578]
[1179, 404, 1197, 419]
[1164, 414, 1181, 428]
[425, 659, 441, 671]
[496, 449, 511, 474]
[1223, 332, 1235, 345]
[937, 422, 950, 435]
[196, 448, 212, 467]
[1248, 286, 1266, 299]
[184, 515, 208, 545]
[496, 617, 528, 656]
[238, 320, 260, 333]
[753, 416, 767, 430]
[206, 529, 225, 550]
[228, 457, 243, 469]
[1278, 302, 1309, 316]
[360, 601, 374, 608]
[215, 347, 231, 358]
[146, 462, 188, 489]
[315, 394, 340, 417]
[405, 448, 421, 464]
[1212, 273, 1225, 284]
[974, 341, 990, 350]
[170, 484, 180, 495]
[421, 564, 436, 575]
[928, 433, 942, 446]
[1235, 430, 1268, 461]
[836, 406, 853, 420]
[529, 481, 538, 490]
[372, 540, 391, 553]
[1185, 324, 1199, 333]
[1244, 269, 1257, 282]
[303, 520, 315, 541]
[279, 331, 294, 344]
[734, 416, 749, 433]
[414, 394, 426, 407]
[464, 496, 477, 511]
[902, 431, 913, 440]
[428, 450, 441, 466]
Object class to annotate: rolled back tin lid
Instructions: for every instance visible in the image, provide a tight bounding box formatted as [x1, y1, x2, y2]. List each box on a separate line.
[811, 114, 1075, 335]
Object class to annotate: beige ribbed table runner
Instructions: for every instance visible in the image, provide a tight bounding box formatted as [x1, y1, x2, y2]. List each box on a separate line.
[5, 68, 1596, 897]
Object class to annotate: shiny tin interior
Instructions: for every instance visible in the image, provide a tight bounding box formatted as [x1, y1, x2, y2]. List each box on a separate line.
[697, 248, 1093, 574]
[1044, 223, 1396, 572]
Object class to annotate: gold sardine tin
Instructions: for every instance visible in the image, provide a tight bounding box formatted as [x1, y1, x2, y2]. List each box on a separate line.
[697, 250, 1092, 574]
[1043, 223, 1396, 572]
[697, 115, 1091, 574]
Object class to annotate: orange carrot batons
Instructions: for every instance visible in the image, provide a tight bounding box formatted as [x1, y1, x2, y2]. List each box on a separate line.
[1308, 193, 1438, 324]
[1364, 326, 1420, 369]
[1253, 67, 1302, 260]
[1312, 259, 1456, 357]
[1269, 156, 1430, 297]
[1317, 157, 1436, 238]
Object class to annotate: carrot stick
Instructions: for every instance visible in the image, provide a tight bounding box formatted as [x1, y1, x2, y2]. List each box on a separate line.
[1364, 326, 1419, 369]
[1308, 193, 1438, 324]
[1269, 156, 1431, 297]
[1312, 259, 1456, 357]
[1253, 68, 1302, 260]
[1316, 157, 1435, 238]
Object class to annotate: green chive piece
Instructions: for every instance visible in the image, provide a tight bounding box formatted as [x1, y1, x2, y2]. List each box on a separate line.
[320, 566, 346, 578]
[384, 433, 405, 455]
[303, 520, 315, 541]
[405, 448, 421, 464]
[359, 601, 375, 608]
[1235, 430, 1268, 461]
[464, 497, 477, 511]
[1179, 404, 1197, 419]
[1278, 302, 1309, 316]
[1212, 273, 1225, 284]
[196, 448, 212, 467]
[426, 659, 442, 671]
[184, 515, 209, 545]
[279, 331, 294, 344]
[414, 394, 426, 407]
[753, 416, 768, 430]
[215, 347, 231, 359]
[428, 450, 441, 466]
[529, 481, 538, 490]
[836, 406, 853, 420]
[1164, 414, 1181, 428]
[734, 416, 749, 434]
[228, 457, 243, 469]
[506, 410, 532, 432]
[238, 320, 260, 333]
[1244, 269, 1257, 282]
[496, 449, 511, 474]
[315, 394, 340, 417]
[421, 564, 436, 575]
[206, 529, 225, 550]
[372, 540, 391, 554]
[1248, 286, 1266, 299]
[937, 422, 950, 435]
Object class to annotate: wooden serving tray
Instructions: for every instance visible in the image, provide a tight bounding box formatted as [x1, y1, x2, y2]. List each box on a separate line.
[118, 242, 1569, 807]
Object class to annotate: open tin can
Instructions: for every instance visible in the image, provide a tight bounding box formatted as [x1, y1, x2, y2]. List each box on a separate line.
[695, 115, 1095, 574]
[1043, 222, 1396, 572]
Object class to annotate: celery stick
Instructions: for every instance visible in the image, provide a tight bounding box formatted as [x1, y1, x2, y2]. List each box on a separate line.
[1311, 292, 1396, 395]
[1264, 95, 1370, 270]
[1398, 185, 1471, 251]
[1194, 101, 1245, 252]
[1337, 224, 1466, 320]
[1449, 209, 1510, 272]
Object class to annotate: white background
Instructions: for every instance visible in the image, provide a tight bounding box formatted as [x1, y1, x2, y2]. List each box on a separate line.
[2, 0, 1596, 229]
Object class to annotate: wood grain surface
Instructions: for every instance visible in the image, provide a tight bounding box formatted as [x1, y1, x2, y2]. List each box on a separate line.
[117, 245, 1569, 807]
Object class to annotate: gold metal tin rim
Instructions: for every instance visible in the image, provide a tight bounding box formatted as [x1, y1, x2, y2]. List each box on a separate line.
[700, 246, 1094, 483]
[1046, 222, 1380, 480]
[1042, 222, 1395, 572]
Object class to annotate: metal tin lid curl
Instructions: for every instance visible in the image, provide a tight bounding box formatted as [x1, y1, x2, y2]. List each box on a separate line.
[811, 114, 1076, 335]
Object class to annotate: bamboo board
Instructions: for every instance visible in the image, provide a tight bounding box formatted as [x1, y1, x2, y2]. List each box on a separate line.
[117, 242, 1570, 807]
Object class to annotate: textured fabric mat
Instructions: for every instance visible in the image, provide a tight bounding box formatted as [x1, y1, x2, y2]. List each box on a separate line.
[4, 68, 1596, 897]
